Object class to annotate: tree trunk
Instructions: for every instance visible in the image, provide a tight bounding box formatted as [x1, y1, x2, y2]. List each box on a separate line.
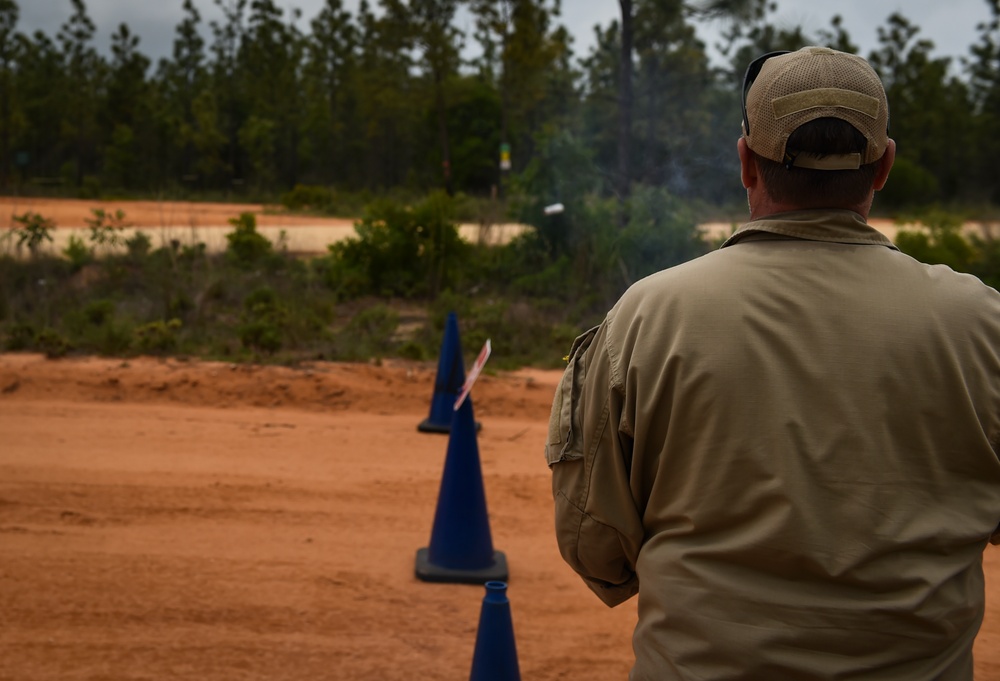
[0, 64, 9, 190]
[434, 67, 454, 196]
[618, 0, 634, 228]
[498, 12, 511, 200]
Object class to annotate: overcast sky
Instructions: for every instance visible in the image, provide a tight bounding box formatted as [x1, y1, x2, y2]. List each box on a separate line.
[12, 0, 997, 73]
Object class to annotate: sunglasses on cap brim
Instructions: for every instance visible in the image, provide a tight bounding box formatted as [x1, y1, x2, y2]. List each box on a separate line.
[741, 50, 791, 136]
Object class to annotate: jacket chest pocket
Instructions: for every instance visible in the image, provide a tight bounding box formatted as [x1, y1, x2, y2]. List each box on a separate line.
[546, 326, 599, 467]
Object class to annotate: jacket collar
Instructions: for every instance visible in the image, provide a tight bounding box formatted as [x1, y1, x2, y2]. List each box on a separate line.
[721, 209, 899, 251]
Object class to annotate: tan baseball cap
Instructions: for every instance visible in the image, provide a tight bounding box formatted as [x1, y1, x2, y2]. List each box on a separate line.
[742, 46, 889, 170]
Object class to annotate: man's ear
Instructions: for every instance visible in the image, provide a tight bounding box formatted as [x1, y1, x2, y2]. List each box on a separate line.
[873, 138, 896, 191]
[738, 137, 757, 190]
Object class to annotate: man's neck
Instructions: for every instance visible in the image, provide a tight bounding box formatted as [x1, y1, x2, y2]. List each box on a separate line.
[748, 194, 873, 221]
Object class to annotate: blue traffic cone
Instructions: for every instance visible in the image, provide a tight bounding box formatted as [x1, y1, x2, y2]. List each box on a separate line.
[469, 582, 521, 681]
[419, 312, 468, 433]
[415, 396, 508, 583]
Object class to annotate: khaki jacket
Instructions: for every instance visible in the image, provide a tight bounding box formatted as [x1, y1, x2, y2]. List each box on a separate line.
[547, 210, 1000, 680]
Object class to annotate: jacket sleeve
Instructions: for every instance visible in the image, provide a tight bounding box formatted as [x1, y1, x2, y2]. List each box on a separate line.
[993, 439, 1000, 545]
[545, 320, 644, 607]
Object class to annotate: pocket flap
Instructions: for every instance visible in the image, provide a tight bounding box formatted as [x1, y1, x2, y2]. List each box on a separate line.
[545, 326, 600, 466]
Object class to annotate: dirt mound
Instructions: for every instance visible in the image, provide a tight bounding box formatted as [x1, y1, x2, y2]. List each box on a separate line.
[0, 353, 560, 420]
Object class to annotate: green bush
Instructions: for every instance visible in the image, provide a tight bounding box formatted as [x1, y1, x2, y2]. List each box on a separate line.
[334, 304, 400, 360]
[894, 210, 974, 272]
[79, 175, 101, 199]
[879, 156, 940, 209]
[35, 328, 71, 358]
[894, 210, 1000, 290]
[426, 293, 580, 369]
[281, 184, 335, 212]
[126, 231, 152, 260]
[327, 191, 466, 299]
[225, 213, 273, 268]
[11, 212, 56, 257]
[134, 319, 182, 354]
[64, 299, 133, 356]
[83, 299, 116, 327]
[619, 186, 709, 283]
[63, 235, 92, 272]
[509, 130, 602, 258]
[396, 340, 427, 361]
[4, 322, 36, 351]
[968, 234, 1000, 290]
[239, 321, 282, 354]
[92, 321, 134, 356]
[86, 208, 130, 253]
[239, 287, 285, 355]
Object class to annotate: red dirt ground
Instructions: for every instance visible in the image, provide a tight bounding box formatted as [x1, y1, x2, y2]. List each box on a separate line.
[0, 197, 522, 254]
[0, 352, 997, 680]
[0, 196, 355, 229]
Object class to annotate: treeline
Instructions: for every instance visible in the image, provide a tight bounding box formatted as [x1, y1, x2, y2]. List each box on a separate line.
[0, 0, 999, 210]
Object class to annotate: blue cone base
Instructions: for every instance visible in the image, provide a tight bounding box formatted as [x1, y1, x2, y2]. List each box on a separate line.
[417, 417, 452, 434]
[417, 417, 482, 434]
[414, 548, 509, 584]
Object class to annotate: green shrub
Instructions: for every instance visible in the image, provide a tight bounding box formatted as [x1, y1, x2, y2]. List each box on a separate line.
[281, 184, 335, 212]
[85, 208, 130, 252]
[878, 156, 940, 208]
[11, 212, 56, 257]
[396, 340, 426, 361]
[327, 191, 466, 299]
[225, 213, 272, 268]
[35, 328, 71, 358]
[126, 231, 152, 260]
[968, 234, 1000, 291]
[512, 253, 573, 298]
[619, 186, 709, 283]
[63, 235, 92, 272]
[335, 304, 399, 360]
[894, 209, 1000, 290]
[426, 295, 576, 369]
[83, 299, 116, 326]
[4, 322, 36, 351]
[64, 299, 133, 356]
[79, 175, 101, 199]
[509, 130, 601, 258]
[239, 287, 285, 354]
[894, 210, 974, 272]
[92, 321, 133, 356]
[239, 321, 282, 354]
[134, 318, 182, 354]
[323, 255, 371, 300]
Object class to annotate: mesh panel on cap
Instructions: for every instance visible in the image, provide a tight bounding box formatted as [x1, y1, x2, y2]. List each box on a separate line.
[745, 48, 888, 166]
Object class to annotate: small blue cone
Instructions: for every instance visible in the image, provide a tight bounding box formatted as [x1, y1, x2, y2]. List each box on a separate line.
[469, 581, 521, 681]
[415, 397, 508, 583]
[419, 312, 468, 433]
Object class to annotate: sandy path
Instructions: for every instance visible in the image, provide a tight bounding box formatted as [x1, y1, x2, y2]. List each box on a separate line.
[10, 197, 998, 258]
[0, 354, 637, 680]
[0, 353, 997, 680]
[0, 197, 525, 254]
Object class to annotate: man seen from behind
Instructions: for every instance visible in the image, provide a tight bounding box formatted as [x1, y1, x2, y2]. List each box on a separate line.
[546, 46, 1000, 680]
